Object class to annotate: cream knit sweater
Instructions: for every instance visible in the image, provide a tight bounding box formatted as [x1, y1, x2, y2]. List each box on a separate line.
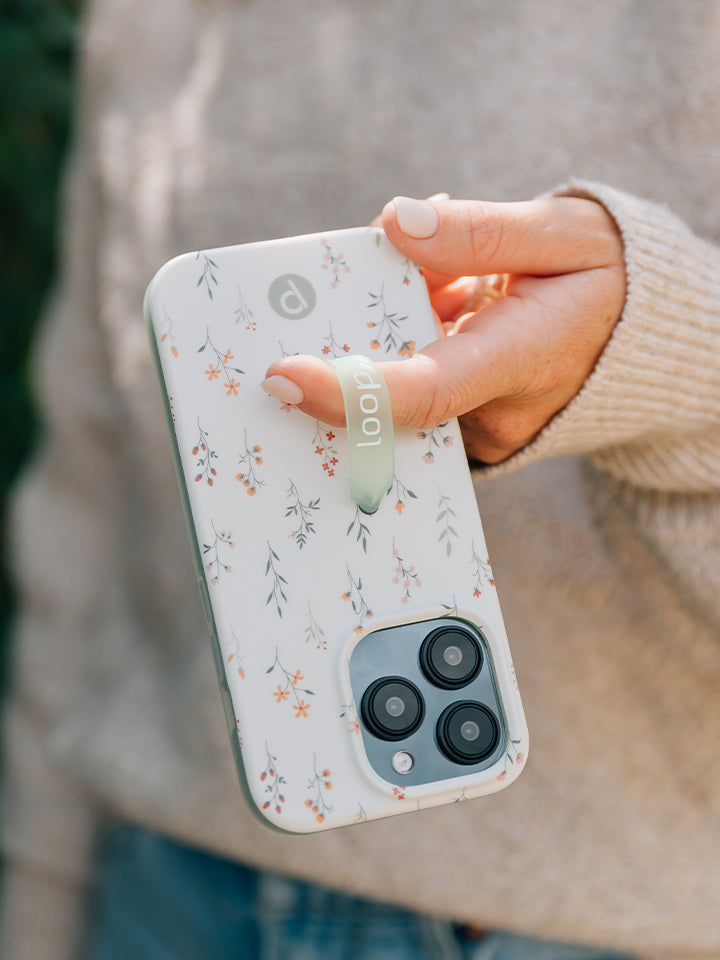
[2, 1, 720, 958]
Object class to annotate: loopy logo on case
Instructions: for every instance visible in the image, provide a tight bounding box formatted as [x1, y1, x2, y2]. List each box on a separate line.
[268, 274, 316, 320]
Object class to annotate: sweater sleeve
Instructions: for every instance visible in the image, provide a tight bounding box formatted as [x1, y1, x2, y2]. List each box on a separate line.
[490, 181, 720, 495]
[483, 182, 720, 633]
[0, 68, 123, 957]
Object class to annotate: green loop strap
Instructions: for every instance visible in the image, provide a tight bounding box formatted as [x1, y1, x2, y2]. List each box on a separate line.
[332, 355, 394, 515]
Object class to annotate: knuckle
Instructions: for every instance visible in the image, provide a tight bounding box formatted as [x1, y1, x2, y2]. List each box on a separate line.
[460, 406, 538, 456]
[465, 201, 506, 266]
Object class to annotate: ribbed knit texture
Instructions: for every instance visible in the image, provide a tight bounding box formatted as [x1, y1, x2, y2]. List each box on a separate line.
[2, 2, 720, 958]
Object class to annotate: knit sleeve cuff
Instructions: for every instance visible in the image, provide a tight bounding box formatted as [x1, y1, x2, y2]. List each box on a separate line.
[484, 181, 720, 493]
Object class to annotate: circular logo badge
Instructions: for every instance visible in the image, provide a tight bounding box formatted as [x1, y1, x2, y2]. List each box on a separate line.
[268, 273, 316, 320]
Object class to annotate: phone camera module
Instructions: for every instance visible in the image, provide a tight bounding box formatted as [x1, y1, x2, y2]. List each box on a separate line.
[436, 701, 499, 765]
[360, 677, 425, 742]
[419, 626, 482, 690]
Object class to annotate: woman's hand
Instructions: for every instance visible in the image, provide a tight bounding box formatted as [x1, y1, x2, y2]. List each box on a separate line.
[262, 195, 626, 464]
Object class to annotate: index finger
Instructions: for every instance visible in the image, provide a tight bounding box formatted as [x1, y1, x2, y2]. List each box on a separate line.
[382, 196, 623, 278]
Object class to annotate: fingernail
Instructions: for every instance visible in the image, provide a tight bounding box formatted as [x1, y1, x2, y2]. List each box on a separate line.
[261, 375, 304, 405]
[426, 192, 450, 202]
[393, 196, 439, 239]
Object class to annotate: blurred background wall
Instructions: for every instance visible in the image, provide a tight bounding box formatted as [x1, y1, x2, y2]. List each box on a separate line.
[0, 0, 80, 689]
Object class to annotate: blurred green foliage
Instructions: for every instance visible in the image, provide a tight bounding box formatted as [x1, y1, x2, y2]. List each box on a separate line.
[0, 0, 80, 680]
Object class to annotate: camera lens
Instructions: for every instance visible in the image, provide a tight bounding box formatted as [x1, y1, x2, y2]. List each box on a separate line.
[436, 701, 499, 765]
[419, 626, 482, 689]
[360, 677, 425, 742]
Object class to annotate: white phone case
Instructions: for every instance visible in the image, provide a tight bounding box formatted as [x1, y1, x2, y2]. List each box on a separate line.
[145, 227, 528, 833]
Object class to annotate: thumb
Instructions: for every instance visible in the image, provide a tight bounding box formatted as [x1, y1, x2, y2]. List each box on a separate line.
[262, 310, 515, 429]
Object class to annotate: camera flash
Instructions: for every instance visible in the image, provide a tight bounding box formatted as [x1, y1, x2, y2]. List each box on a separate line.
[391, 750, 415, 775]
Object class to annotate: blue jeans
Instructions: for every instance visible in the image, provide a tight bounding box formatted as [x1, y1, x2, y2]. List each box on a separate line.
[87, 827, 634, 960]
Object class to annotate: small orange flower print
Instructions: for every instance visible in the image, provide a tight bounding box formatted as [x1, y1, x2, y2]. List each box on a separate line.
[291, 670, 304, 686]
[223, 349, 234, 363]
[395, 501, 405, 515]
[321, 345, 331, 355]
[370, 339, 381, 350]
[366, 321, 375, 329]
[293, 700, 310, 718]
[397, 340, 416, 358]
[225, 379, 240, 395]
[205, 365, 220, 380]
[273, 686, 289, 703]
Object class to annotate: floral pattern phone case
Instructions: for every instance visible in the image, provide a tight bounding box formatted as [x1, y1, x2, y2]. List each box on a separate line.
[145, 227, 528, 833]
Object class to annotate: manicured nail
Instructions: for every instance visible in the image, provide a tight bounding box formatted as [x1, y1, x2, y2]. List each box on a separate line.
[426, 192, 450, 202]
[261, 375, 304, 405]
[393, 196, 439, 239]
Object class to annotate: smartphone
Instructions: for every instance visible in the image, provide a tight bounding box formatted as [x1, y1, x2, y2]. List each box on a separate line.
[144, 227, 528, 833]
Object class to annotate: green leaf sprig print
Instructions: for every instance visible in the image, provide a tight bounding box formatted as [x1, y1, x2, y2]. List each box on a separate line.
[236, 430, 264, 495]
[198, 327, 245, 395]
[320, 237, 350, 289]
[400, 257, 421, 286]
[339, 698, 359, 734]
[203, 522, 234, 585]
[312, 423, 339, 477]
[391, 538, 421, 605]
[158, 308, 179, 357]
[306, 754, 333, 823]
[347, 504, 372, 554]
[223, 625, 245, 679]
[193, 420, 218, 486]
[304, 605, 326, 650]
[234, 284, 255, 329]
[260, 743, 286, 815]
[471, 540, 495, 596]
[196, 251, 219, 299]
[418, 423, 454, 463]
[342, 566, 374, 634]
[496, 739, 525, 783]
[388, 474, 418, 515]
[265, 541, 288, 617]
[437, 491, 459, 557]
[366, 284, 415, 357]
[285, 480, 320, 548]
[319, 318, 351, 358]
[266, 648, 315, 718]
